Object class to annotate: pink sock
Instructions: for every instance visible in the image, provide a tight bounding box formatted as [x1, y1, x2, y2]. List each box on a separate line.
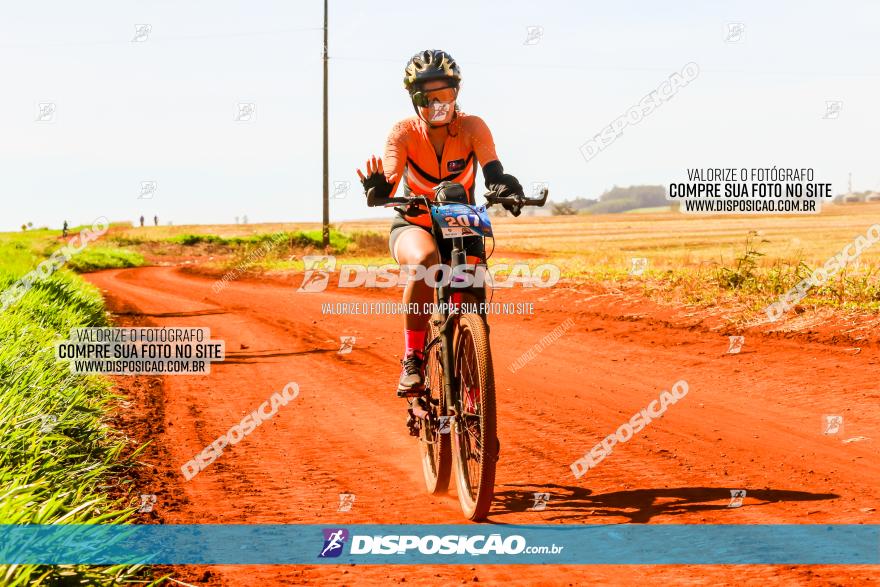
[404, 329, 426, 357]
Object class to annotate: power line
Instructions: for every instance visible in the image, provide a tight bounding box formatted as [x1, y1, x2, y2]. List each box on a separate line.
[332, 56, 880, 77]
[0, 27, 323, 49]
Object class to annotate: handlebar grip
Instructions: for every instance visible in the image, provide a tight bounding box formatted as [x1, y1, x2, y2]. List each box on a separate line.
[366, 187, 385, 207]
[531, 187, 549, 207]
[483, 186, 549, 207]
[366, 187, 413, 208]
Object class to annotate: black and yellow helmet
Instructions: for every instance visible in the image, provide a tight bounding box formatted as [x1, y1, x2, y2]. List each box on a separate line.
[403, 49, 461, 95]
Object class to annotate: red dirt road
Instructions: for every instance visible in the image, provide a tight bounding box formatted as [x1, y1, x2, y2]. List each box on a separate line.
[86, 266, 879, 586]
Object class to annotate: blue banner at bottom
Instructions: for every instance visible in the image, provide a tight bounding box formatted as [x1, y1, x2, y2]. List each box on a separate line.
[0, 524, 877, 565]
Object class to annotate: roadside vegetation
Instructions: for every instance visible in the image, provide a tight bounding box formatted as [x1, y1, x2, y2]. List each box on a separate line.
[0, 229, 152, 585]
[66, 247, 145, 273]
[110, 226, 390, 273]
[112, 227, 383, 254]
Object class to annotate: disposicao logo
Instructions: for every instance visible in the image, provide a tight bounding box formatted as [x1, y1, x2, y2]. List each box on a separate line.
[319, 528, 349, 558]
[299, 255, 336, 292]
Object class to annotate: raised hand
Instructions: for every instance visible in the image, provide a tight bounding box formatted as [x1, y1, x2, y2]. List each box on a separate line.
[357, 155, 393, 200]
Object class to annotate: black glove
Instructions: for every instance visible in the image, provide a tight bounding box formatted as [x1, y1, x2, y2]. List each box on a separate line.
[361, 171, 394, 201]
[494, 174, 524, 216]
[483, 160, 524, 216]
[490, 173, 524, 198]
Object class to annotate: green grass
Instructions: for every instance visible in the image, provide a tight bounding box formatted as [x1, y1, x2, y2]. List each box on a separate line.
[0, 232, 151, 585]
[1, 227, 144, 274]
[66, 247, 145, 273]
[0, 241, 39, 276]
[155, 229, 390, 274]
[166, 229, 352, 252]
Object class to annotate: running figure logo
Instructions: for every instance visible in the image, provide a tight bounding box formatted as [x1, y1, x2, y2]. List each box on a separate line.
[523, 25, 544, 45]
[823, 415, 843, 435]
[429, 101, 451, 122]
[138, 181, 157, 200]
[338, 493, 356, 512]
[531, 181, 549, 198]
[332, 180, 350, 199]
[318, 528, 349, 558]
[727, 335, 745, 354]
[338, 336, 356, 355]
[35, 102, 56, 122]
[725, 22, 745, 43]
[629, 257, 648, 276]
[299, 255, 336, 292]
[234, 102, 256, 122]
[823, 100, 842, 120]
[137, 494, 157, 513]
[529, 492, 550, 511]
[728, 489, 746, 508]
[132, 24, 152, 42]
[437, 416, 452, 434]
[38, 414, 58, 433]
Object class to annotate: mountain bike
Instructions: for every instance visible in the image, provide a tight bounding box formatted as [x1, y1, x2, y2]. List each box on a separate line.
[367, 182, 548, 520]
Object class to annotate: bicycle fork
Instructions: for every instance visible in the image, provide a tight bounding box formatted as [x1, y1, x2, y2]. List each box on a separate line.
[440, 240, 466, 433]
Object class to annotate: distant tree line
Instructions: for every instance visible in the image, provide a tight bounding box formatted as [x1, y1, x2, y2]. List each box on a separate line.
[550, 185, 668, 215]
[833, 191, 880, 204]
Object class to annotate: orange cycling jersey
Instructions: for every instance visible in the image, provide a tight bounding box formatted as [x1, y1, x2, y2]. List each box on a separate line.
[383, 112, 498, 227]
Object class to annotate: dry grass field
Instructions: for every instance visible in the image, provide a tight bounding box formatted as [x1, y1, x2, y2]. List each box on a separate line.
[117, 202, 880, 268]
[106, 202, 880, 313]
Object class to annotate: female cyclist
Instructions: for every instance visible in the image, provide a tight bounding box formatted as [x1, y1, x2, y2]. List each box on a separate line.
[357, 49, 524, 395]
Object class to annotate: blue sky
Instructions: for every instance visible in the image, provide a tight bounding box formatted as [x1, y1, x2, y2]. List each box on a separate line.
[1, 1, 879, 230]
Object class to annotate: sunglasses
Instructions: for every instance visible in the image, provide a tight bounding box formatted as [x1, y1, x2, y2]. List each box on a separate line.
[411, 86, 458, 108]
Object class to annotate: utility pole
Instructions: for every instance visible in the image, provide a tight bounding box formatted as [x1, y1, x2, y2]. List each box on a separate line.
[321, 0, 330, 246]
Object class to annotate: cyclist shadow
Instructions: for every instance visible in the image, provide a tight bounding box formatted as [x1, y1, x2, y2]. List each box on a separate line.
[489, 483, 838, 524]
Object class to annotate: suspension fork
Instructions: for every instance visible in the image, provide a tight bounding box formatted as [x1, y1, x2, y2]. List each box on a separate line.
[439, 238, 466, 414]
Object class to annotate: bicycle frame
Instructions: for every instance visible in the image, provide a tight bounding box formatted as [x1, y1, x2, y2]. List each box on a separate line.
[416, 220, 475, 416]
[436, 233, 467, 417]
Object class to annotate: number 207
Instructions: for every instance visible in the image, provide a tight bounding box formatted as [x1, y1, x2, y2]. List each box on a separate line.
[444, 214, 481, 227]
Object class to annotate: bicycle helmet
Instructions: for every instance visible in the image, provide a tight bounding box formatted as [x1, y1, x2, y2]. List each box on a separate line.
[404, 49, 461, 106]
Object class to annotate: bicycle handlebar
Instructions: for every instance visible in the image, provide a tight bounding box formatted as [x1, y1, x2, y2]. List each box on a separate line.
[366, 188, 410, 208]
[484, 186, 549, 208]
[366, 186, 549, 209]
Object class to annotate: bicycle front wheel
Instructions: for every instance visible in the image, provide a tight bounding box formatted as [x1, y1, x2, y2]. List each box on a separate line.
[451, 313, 497, 520]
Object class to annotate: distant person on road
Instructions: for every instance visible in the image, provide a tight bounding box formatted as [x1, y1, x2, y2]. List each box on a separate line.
[153, 215, 158, 226]
[357, 49, 525, 395]
[62, 220, 68, 237]
[139, 215, 144, 227]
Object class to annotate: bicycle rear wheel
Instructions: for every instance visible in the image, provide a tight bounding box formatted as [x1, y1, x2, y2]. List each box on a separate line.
[418, 319, 451, 494]
[451, 312, 497, 520]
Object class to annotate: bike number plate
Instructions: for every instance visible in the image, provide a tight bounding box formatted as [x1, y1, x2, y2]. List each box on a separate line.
[431, 204, 493, 239]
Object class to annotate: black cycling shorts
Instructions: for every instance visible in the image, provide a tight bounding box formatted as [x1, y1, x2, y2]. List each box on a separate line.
[388, 214, 485, 264]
